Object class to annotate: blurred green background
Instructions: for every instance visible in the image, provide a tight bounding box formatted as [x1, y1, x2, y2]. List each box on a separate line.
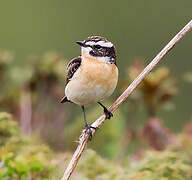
[0, 0, 192, 179]
[0, 0, 191, 129]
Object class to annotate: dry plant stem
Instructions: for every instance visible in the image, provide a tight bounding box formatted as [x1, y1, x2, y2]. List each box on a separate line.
[61, 20, 192, 180]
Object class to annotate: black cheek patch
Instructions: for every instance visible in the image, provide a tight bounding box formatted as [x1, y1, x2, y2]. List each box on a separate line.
[90, 50, 103, 57]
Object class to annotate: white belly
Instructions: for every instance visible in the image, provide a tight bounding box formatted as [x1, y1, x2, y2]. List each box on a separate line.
[65, 81, 116, 105]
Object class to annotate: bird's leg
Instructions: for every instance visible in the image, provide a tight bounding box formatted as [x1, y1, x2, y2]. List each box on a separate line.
[81, 106, 96, 141]
[98, 102, 113, 119]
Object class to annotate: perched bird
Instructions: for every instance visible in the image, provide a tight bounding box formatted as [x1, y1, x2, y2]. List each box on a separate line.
[61, 36, 118, 140]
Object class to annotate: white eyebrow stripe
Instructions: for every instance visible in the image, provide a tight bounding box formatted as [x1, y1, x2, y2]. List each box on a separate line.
[96, 41, 113, 47]
[85, 41, 95, 46]
[85, 41, 113, 48]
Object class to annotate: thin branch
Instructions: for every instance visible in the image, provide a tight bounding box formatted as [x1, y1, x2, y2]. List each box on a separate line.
[61, 20, 192, 180]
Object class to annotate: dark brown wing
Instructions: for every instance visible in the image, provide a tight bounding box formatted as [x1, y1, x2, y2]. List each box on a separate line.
[60, 56, 81, 103]
[66, 56, 81, 85]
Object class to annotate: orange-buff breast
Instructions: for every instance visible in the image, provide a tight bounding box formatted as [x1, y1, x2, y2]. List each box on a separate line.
[65, 57, 118, 105]
[81, 57, 118, 89]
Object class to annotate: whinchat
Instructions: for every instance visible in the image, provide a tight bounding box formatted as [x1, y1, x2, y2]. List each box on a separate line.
[61, 36, 118, 140]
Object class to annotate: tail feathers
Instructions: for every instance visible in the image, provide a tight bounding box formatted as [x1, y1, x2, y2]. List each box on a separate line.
[60, 96, 70, 103]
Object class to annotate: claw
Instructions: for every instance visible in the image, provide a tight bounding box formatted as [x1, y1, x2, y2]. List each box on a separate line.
[104, 109, 113, 119]
[85, 125, 96, 141]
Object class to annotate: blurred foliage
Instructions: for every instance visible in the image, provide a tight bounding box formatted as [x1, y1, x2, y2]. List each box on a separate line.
[70, 135, 192, 180]
[0, 112, 20, 147]
[0, 50, 18, 113]
[0, 49, 192, 179]
[75, 149, 124, 180]
[0, 50, 70, 150]
[127, 149, 192, 180]
[141, 117, 176, 151]
[116, 59, 179, 155]
[0, 51, 67, 107]
[2, 110, 192, 180]
[0, 112, 55, 179]
[125, 59, 177, 116]
[27, 52, 67, 94]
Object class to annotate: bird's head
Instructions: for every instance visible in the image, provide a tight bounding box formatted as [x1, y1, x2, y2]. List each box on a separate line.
[76, 36, 116, 64]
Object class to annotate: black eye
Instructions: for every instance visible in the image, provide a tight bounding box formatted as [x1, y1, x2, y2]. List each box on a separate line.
[94, 45, 102, 49]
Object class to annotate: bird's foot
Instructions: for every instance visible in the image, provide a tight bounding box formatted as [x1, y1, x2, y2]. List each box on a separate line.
[85, 125, 96, 141]
[104, 108, 113, 119]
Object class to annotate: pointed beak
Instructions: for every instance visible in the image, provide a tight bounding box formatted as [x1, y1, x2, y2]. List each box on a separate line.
[76, 41, 84, 46]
